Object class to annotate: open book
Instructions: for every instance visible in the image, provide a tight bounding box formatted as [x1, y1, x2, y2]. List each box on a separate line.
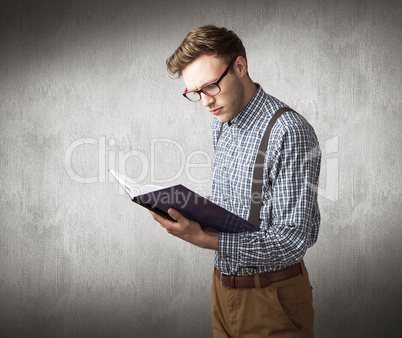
[109, 170, 258, 233]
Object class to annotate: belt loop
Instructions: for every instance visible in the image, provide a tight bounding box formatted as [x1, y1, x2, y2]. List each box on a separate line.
[253, 273, 261, 289]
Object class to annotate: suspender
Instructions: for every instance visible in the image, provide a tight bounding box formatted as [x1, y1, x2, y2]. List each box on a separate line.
[216, 107, 297, 228]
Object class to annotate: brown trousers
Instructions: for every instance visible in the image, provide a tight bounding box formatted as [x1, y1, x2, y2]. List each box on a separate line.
[211, 261, 314, 338]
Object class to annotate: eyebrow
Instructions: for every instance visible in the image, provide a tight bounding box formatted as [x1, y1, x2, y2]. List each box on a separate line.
[188, 63, 231, 92]
[190, 76, 219, 92]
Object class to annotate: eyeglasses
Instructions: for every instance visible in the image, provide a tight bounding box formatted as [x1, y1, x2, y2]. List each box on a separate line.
[182, 62, 232, 102]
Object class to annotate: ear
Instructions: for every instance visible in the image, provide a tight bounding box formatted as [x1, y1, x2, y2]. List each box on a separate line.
[233, 56, 248, 78]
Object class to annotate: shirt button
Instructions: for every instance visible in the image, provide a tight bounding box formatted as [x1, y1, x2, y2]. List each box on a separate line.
[232, 137, 236, 141]
[223, 166, 227, 171]
[223, 197, 227, 201]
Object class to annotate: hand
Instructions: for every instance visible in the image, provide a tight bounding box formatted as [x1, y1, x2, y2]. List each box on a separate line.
[149, 208, 219, 250]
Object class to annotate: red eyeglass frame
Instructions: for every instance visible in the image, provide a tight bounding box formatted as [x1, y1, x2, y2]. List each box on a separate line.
[182, 62, 233, 102]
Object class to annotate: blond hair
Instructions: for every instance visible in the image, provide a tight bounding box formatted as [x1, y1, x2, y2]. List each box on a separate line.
[166, 25, 247, 77]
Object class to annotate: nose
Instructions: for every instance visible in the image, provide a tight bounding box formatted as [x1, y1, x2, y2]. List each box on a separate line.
[200, 93, 216, 108]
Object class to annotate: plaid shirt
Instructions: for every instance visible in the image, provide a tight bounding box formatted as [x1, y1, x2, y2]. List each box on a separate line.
[209, 85, 321, 275]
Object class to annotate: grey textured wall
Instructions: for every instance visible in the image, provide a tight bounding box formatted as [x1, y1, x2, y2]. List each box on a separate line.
[1, 0, 401, 337]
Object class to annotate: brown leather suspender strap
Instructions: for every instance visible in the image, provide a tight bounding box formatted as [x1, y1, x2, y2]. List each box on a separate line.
[248, 107, 296, 227]
[216, 107, 297, 228]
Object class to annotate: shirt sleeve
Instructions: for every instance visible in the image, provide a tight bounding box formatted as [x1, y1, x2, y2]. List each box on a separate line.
[218, 120, 321, 271]
[203, 193, 212, 201]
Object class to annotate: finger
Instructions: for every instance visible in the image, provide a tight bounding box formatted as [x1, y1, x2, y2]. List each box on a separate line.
[204, 227, 219, 233]
[150, 210, 179, 233]
[149, 210, 168, 226]
[149, 210, 160, 221]
[167, 208, 186, 222]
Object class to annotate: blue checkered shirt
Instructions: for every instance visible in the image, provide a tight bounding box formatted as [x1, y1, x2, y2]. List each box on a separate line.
[209, 85, 321, 275]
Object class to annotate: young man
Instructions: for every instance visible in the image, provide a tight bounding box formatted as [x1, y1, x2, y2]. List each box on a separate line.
[150, 25, 321, 337]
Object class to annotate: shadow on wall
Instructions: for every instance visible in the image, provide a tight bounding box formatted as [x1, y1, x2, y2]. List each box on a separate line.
[0, 285, 212, 337]
[313, 251, 402, 338]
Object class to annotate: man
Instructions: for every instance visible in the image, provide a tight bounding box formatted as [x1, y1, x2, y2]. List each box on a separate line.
[150, 25, 321, 337]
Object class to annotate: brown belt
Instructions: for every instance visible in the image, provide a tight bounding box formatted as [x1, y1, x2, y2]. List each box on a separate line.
[214, 262, 303, 289]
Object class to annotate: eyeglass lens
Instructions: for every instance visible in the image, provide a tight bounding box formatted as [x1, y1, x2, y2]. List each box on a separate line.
[185, 83, 221, 101]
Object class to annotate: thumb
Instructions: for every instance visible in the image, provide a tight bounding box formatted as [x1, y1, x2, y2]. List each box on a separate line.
[168, 208, 182, 221]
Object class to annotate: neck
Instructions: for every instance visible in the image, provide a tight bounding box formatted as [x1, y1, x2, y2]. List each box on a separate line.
[240, 76, 258, 110]
[245, 77, 258, 101]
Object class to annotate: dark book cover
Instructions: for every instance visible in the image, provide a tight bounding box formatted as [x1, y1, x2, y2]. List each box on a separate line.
[110, 170, 258, 233]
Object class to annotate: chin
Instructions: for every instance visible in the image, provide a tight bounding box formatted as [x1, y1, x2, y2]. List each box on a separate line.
[216, 115, 229, 122]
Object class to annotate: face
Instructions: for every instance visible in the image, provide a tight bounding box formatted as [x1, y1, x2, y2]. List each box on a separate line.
[181, 55, 245, 122]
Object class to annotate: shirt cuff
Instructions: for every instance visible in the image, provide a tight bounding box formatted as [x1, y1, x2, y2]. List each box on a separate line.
[203, 194, 212, 201]
[218, 232, 240, 261]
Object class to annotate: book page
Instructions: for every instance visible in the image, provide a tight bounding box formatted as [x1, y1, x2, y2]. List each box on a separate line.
[137, 184, 164, 195]
[109, 170, 163, 198]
